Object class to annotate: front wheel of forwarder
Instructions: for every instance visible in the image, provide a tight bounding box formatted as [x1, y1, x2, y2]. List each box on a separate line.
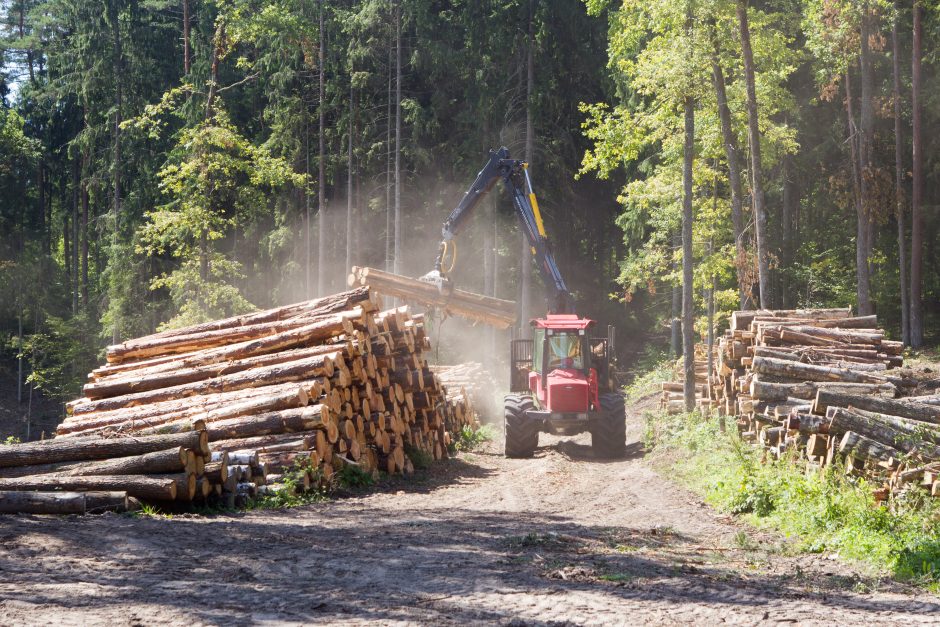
[591, 392, 627, 458]
[504, 394, 538, 458]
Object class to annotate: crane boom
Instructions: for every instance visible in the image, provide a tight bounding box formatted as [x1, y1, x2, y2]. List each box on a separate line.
[427, 147, 573, 315]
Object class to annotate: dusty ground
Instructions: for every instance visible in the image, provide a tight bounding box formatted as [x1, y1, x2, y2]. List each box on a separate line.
[0, 410, 939, 625]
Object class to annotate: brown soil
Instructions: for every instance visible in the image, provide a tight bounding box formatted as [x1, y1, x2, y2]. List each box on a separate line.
[0, 404, 938, 625]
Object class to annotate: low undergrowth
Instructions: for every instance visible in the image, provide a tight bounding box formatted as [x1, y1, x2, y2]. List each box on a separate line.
[645, 409, 940, 587]
[449, 423, 496, 454]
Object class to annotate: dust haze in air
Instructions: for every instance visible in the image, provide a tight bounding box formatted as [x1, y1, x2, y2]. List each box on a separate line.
[270, 150, 529, 395]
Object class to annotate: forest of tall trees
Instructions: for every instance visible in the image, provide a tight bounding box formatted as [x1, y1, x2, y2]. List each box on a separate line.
[0, 0, 938, 411]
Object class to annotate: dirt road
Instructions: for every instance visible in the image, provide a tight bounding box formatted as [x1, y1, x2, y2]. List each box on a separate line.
[0, 414, 938, 625]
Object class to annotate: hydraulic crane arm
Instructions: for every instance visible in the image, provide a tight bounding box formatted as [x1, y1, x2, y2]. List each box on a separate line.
[427, 147, 573, 315]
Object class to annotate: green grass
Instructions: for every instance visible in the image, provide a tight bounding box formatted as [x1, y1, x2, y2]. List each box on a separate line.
[624, 357, 673, 404]
[645, 409, 940, 584]
[250, 458, 329, 509]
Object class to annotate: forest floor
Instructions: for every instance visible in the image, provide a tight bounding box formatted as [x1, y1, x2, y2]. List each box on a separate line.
[0, 398, 939, 625]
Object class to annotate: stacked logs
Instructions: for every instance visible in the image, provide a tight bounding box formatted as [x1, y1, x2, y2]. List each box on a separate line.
[430, 362, 499, 422]
[0, 430, 211, 513]
[662, 307, 940, 501]
[660, 345, 720, 414]
[0, 287, 478, 513]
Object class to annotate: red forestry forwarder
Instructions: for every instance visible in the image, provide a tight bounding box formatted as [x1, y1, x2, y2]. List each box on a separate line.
[419, 148, 626, 458]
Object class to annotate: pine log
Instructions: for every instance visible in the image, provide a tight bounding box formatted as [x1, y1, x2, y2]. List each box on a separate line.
[0, 431, 208, 469]
[129, 287, 373, 342]
[0, 447, 188, 479]
[839, 431, 902, 463]
[0, 475, 178, 501]
[0, 491, 130, 515]
[69, 355, 336, 415]
[85, 344, 343, 399]
[813, 390, 940, 424]
[208, 432, 317, 454]
[104, 307, 354, 364]
[350, 266, 516, 329]
[828, 408, 940, 459]
[750, 378, 896, 402]
[62, 383, 311, 432]
[207, 405, 333, 442]
[784, 413, 830, 435]
[751, 356, 890, 385]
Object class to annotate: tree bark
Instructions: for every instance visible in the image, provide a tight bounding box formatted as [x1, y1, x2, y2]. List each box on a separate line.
[0, 431, 207, 469]
[346, 77, 355, 276]
[857, 4, 875, 316]
[520, 0, 535, 337]
[105, 310, 355, 363]
[207, 405, 333, 442]
[750, 378, 896, 402]
[74, 354, 335, 414]
[839, 430, 902, 463]
[682, 64, 695, 412]
[61, 385, 310, 436]
[893, 0, 910, 345]
[751, 356, 891, 385]
[709, 29, 748, 309]
[317, 0, 327, 297]
[393, 0, 402, 276]
[829, 409, 940, 459]
[182, 0, 190, 73]
[0, 491, 130, 515]
[0, 447, 188, 479]
[737, 0, 771, 308]
[910, 0, 924, 347]
[814, 390, 940, 423]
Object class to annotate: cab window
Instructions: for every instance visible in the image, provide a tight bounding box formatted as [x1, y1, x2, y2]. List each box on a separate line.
[547, 332, 583, 370]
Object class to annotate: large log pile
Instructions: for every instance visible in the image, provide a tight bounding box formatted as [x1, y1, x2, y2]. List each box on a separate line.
[661, 307, 940, 502]
[0, 287, 478, 513]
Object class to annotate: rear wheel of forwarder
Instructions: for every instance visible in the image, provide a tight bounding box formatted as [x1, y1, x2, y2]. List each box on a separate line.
[504, 394, 538, 458]
[591, 392, 626, 458]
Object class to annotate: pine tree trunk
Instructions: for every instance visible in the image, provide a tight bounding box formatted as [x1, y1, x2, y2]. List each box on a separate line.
[857, 5, 875, 316]
[393, 0, 402, 276]
[182, 0, 190, 74]
[781, 156, 796, 309]
[520, 0, 534, 337]
[109, 0, 123, 343]
[736, 0, 771, 308]
[894, 1, 910, 345]
[317, 0, 326, 297]
[346, 79, 354, 276]
[910, 0, 924, 347]
[681, 47, 695, 412]
[671, 232, 681, 358]
[710, 37, 749, 310]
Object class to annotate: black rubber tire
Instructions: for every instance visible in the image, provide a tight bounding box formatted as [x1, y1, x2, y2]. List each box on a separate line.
[504, 394, 539, 458]
[591, 392, 627, 458]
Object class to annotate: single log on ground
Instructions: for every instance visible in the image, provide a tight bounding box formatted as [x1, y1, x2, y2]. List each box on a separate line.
[71, 354, 336, 414]
[813, 390, 940, 423]
[838, 431, 902, 463]
[0, 431, 208, 468]
[0, 491, 86, 514]
[350, 266, 516, 329]
[0, 447, 188, 479]
[0, 475, 178, 501]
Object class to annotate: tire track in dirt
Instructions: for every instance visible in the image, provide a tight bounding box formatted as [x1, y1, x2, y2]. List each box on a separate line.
[0, 408, 937, 625]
